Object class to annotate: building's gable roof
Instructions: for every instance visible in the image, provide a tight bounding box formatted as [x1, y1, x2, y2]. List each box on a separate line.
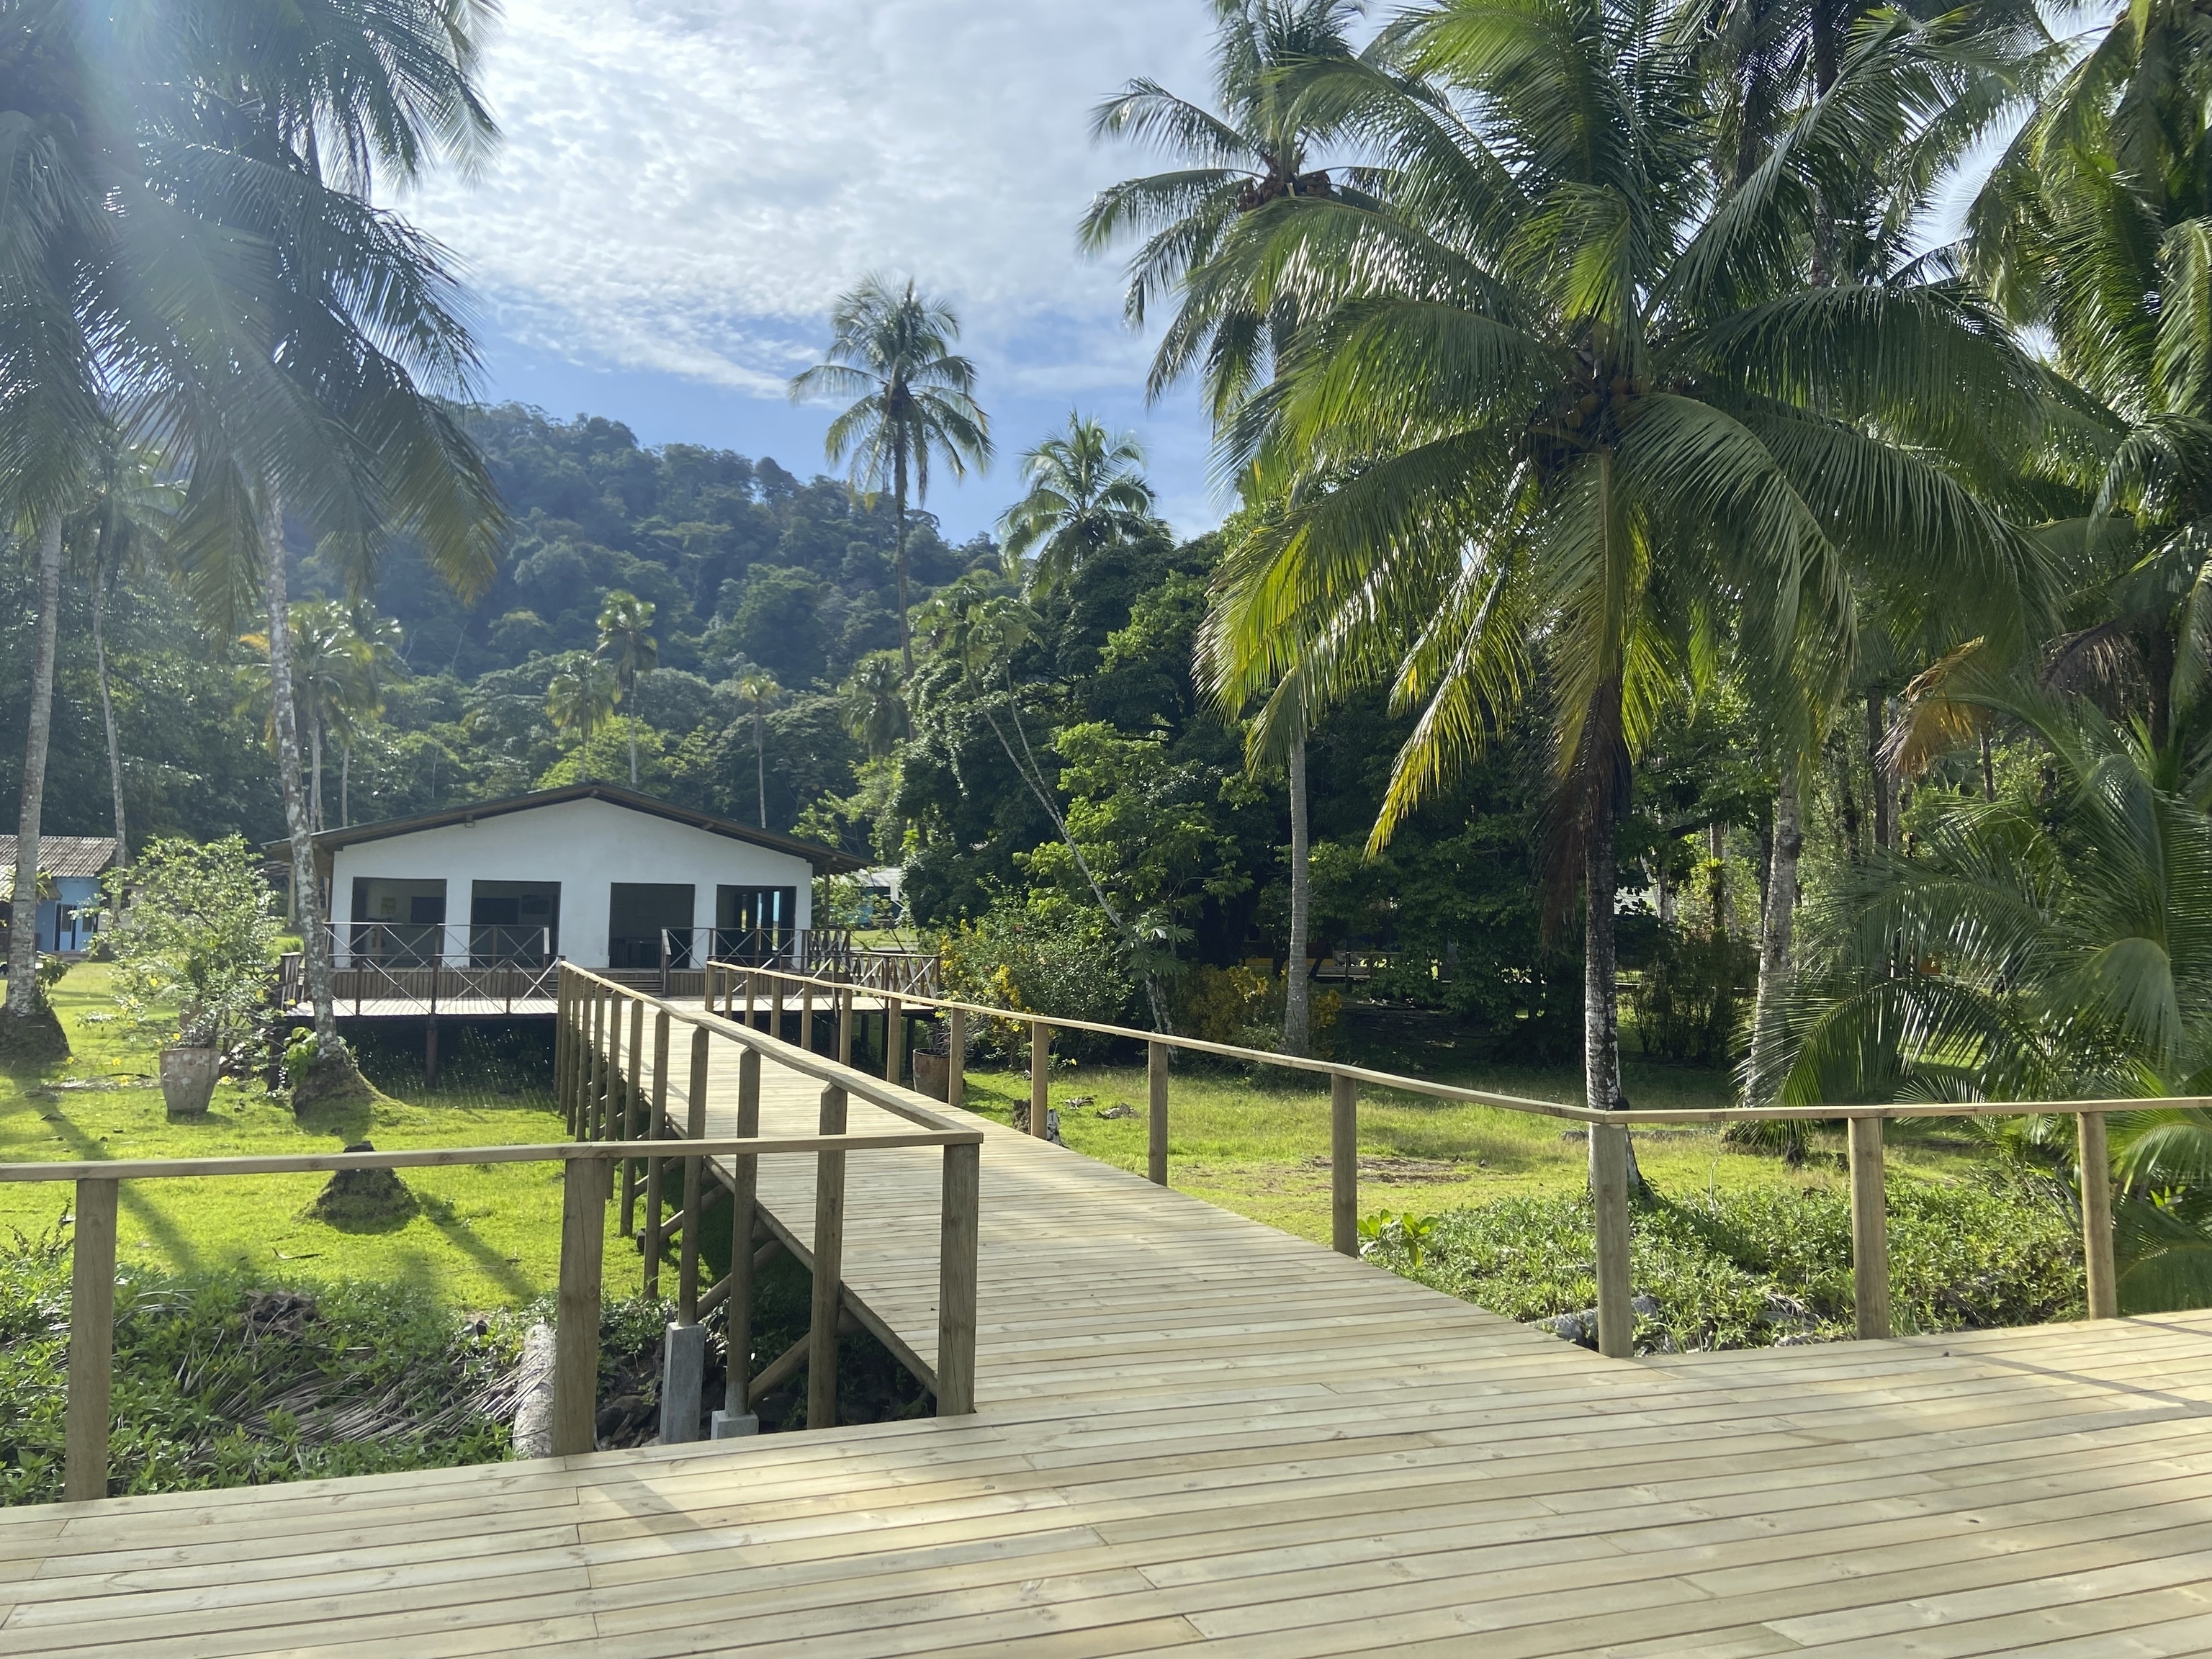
[0, 836, 120, 880]
[294, 783, 864, 873]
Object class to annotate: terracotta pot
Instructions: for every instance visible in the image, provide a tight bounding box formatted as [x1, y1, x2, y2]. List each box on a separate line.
[912, 1051, 949, 1101]
[161, 1046, 221, 1115]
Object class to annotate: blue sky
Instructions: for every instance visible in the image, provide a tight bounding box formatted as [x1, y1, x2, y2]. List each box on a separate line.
[408, 0, 1233, 541]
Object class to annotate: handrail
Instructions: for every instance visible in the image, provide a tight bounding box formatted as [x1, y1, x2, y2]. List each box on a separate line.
[553, 964, 980, 1452]
[43, 966, 985, 1506]
[719, 956, 2128, 1365]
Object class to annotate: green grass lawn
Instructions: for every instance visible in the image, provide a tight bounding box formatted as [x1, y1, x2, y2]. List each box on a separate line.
[4, 965, 1996, 1303]
[956, 1003, 1992, 1246]
[0, 965, 573, 1308]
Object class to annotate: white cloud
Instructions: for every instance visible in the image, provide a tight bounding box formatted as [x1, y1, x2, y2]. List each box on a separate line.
[410, 0, 1219, 397]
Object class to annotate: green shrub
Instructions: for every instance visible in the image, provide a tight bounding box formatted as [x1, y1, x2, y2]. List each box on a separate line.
[1365, 1180, 2084, 1353]
[938, 896, 1134, 1056]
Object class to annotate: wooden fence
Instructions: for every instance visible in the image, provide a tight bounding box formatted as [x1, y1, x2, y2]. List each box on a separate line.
[553, 966, 981, 1436]
[12, 971, 981, 1505]
[714, 958, 2134, 1362]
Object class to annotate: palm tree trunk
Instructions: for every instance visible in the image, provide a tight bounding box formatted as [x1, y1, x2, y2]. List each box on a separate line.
[626, 703, 639, 788]
[93, 547, 127, 867]
[1866, 687, 1891, 851]
[1746, 760, 1803, 1100]
[340, 745, 350, 828]
[310, 716, 325, 835]
[263, 495, 338, 1045]
[1282, 737, 1310, 1057]
[894, 437, 912, 675]
[5, 516, 65, 1030]
[1583, 783, 1642, 1193]
[755, 714, 768, 830]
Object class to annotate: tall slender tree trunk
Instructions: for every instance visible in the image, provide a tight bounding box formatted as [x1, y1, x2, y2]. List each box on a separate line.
[340, 746, 350, 829]
[1583, 787, 1643, 1194]
[626, 698, 639, 787]
[1866, 687, 1891, 851]
[4, 516, 66, 1040]
[893, 438, 913, 675]
[263, 495, 338, 1046]
[1282, 737, 1310, 1057]
[310, 716, 325, 835]
[93, 548, 127, 867]
[755, 715, 768, 830]
[1746, 761, 1803, 1100]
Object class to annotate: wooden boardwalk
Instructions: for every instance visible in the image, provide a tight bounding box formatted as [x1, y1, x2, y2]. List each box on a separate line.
[12, 1026, 2212, 1655]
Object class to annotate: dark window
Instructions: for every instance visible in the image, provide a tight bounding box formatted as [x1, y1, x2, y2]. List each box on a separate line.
[608, 883, 696, 970]
[715, 884, 800, 961]
[470, 881, 560, 964]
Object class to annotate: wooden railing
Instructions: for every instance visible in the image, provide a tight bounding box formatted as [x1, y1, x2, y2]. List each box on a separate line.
[279, 925, 561, 1015]
[554, 966, 981, 1435]
[714, 958, 2136, 1362]
[19, 970, 980, 1504]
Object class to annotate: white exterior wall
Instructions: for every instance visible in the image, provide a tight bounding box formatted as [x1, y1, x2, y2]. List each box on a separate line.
[326, 797, 814, 967]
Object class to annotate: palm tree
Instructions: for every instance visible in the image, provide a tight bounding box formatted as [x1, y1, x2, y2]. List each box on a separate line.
[156, 0, 504, 1077]
[338, 606, 406, 827]
[1199, 0, 2048, 1162]
[997, 414, 1159, 597]
[1080, 0, 1375, 415]
[0, 3, 307, 1053]
[790, 276, 992, 673]
[546, 653, 619, 770]
[839, 652, 908, 760]
[736, 673, 783, 829]
[596, 590, 659, 786]
[1086, 4, 1376, 1057]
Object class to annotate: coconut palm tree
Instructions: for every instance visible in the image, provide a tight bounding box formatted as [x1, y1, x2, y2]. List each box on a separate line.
[839, 652, 908, 760]
[997, 414, 1159, 597]
[736, 673, 783, 829]
[546, 653, 619, 770]
[1087, 4, 1380, 1057]
[790, 278, 992, 673]
[154, 0, 503, 1079]
[1199, 0, 2049, 1161]
[1081, 0, 1376, 415]
[596, 590, 659, 786]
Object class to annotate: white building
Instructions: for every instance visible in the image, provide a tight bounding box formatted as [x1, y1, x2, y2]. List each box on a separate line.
[307, 783, 860, 971]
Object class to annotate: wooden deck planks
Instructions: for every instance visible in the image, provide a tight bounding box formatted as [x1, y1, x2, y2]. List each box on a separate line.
[14, 1024, 2212, 1655]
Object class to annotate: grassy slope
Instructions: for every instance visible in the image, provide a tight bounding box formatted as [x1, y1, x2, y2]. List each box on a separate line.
[0, 966, 572, 1307]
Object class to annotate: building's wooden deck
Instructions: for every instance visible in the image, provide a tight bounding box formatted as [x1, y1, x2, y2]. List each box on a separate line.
[13, 1028, 2212, 1655]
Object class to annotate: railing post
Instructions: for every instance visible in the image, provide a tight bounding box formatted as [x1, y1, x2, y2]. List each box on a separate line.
[728, 1048, 763, 1421]
[771, 976, 786, 1043]
[2080, 1110, 2118, 1319]
[620, 996, 644, 1240]
[837, 987, 854, 1068]
[1030, 1020, 1051, 1139]
[886, 996, 904, 1086]
[1591, 1119, 1635, 1359]
[948, 1007, 966, 1112]
[1848, 1114, 1892, 1339]
[745, 970, 757, 1031]
[1331, 1074, 1357, 1256]
[552, 1153, 611, 1457]
[582, 986, 602, 1140]
[643, 1010, 670, 1297]
[937, 1140, 979, 1416]
[679, 1023, 710, 1325]
[593, 986, 613, 1141]
[554, 971, 572, 1126]
[810, 1084, 849, 1429]
[801, 984, 814, 1055]
[1148, 1040, 1168, 1187]
[64, 1176, 118, 1502]
[703, 962, 717, 1015]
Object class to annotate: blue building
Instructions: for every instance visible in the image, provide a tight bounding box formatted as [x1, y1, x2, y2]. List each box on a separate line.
[0, 836, 118, 955]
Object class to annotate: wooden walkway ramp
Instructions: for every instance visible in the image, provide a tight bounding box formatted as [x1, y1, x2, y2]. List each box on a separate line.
[13, 1029, 2212, 1655]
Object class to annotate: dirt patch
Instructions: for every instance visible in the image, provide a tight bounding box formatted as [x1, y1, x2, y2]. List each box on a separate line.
[0, 1002, 70, 1064]
[302, 1141, 419, 1231]
[1304, 1155, 1486, 1183]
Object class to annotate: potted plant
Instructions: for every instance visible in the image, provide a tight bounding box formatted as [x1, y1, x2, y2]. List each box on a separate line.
[102, 838, 280, 1116]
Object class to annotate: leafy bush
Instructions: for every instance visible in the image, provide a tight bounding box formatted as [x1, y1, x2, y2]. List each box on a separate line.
[1629, 925, 1757, 1064]
[1170, 963, 1341, 1056]
[938, 895, 1133, 1056]
[1364, 1181, 2084, 1353]
[102, 837, 279, 1048]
